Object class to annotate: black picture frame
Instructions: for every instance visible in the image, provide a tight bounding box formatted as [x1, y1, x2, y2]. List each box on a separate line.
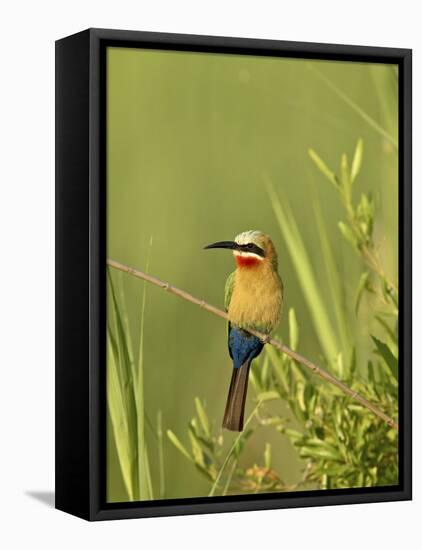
[55, 28, 412, 521]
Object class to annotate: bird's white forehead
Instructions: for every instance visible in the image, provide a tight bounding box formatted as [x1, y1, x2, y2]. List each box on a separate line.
[234, 230, 263, 245]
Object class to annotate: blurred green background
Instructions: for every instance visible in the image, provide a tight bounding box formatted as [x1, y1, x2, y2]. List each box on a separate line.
[106, 47, 398, 501]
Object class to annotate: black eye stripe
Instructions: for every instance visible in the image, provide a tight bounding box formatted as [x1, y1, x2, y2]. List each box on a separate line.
[239, 243, 265, 257]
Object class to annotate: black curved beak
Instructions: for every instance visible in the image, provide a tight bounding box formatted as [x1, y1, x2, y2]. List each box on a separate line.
[204, 240, 237, 250]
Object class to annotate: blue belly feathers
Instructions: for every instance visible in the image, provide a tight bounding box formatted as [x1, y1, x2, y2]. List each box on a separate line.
[228, 325, 264, 369]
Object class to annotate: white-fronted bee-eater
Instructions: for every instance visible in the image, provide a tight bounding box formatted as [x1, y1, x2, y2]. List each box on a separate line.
[205, 230, 283, 431]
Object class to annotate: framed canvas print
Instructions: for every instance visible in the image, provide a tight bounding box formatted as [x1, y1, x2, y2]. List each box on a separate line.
[55, 28, 412, 521]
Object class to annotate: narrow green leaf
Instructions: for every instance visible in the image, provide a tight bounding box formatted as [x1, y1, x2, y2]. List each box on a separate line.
[267, 181, 339, 362]
[142, 443, 154, 500]
[296, 381, 306, 412]
[305, 438, 342, 453]
[261, 354, 270, 387]
[355, 272, 370, 314]
[188, 429, 205, 467]
[194, 398, 210, 437]
[257, 390, 279, 402]
[375, 315, 397, 344]
[249, 365, 261, 393]
[338, 221, 359, 251]
[308, 149, 339, 187]
[194, 463, 215, 482]
[116, 270, 135, 366]
[283, 428, 303, 442]
[367, 360, 375, 384]
[107, 333, 135, 500]
[303, 383, 315, 415]
[107, 269, 136, 400]
[349, 347, 357, 378]
[167, 430, 193, 462]
[340, 153, 350, 187]
[288, 308, 299, 351]
[107, 271, 139, 498]
[299, 446, 341, 461]
[371, 336, 398, 381]
[136, 239, 154, 500]
[157, 410, 165, 499]
[289, 396, 307, 423]
[351, 139, 364, 182]
[233, 428, 253, 458]
[336, 352, 344, 379]
[266, 346, 290, 395]
[313, 202, 351, 353]
[290, 358, 308, 383]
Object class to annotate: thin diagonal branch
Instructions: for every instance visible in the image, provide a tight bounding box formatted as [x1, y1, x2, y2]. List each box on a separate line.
[107, 258, 398, 431]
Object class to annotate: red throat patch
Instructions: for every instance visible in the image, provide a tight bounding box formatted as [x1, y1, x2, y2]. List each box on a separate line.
[235, 255, 261, 268]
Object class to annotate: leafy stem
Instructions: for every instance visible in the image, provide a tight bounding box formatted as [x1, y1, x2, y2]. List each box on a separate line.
[309, 139, 398, 311]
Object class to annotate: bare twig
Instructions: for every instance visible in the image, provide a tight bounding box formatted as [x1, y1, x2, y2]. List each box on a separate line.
[107, 259, 399, 431]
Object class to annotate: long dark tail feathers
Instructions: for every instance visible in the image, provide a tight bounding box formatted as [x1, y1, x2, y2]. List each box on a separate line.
[222, 361, 251, 431]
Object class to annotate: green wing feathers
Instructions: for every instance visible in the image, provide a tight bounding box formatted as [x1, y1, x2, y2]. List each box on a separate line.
[224, 271, 236, 311]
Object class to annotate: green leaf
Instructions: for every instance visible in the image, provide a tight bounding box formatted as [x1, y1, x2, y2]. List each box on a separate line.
[266, 346, 290, 395]
[349, 347, 357, 378]
[167, 430, 193, 462]
[194, 398, 210, 437]
[267, 181, 340, 362]
[157, 410, 165, 499]
[107, 333, 135, 500]
[194, 462, 216, 482]
[308, 149, 339, 187]
[356, 193, 374, 239]
[188, 428, 205, 467]
[336, 352, 345, 379]
[107, 269, 135, 396]
[142, 443, 154, 500]
[351, 139, 364, 182]
[371, 336, 398, 381]
[367, 360, 375, 384]
[296, 381, 307, 412]
[289, 395, 307, 423]
[304, 383, 315, 414]
[338, 221, 358, 251]
[257, 390, 280, 402]
[135, 245, 154, 501]
[260, 354, 270, 388]
[340, 153, 351, 201]
[283, 428, 303, 442]
[299, 446, 342, 461]
[233, 429, 253, 458]
[305, 438, 342, 453]
[375, 315, 397, 344]
[107, 271, 139, 498]
[249, 364, 261, 393]
[313, 202, 351, 353]
[288, 308, 299, 351]
[355, 272, 370, 314]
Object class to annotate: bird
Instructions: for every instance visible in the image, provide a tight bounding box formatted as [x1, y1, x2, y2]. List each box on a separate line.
[204, 230, 283, 431]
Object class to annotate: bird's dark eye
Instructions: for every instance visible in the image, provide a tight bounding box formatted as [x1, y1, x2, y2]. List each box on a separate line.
[247, 243, 254, 249]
